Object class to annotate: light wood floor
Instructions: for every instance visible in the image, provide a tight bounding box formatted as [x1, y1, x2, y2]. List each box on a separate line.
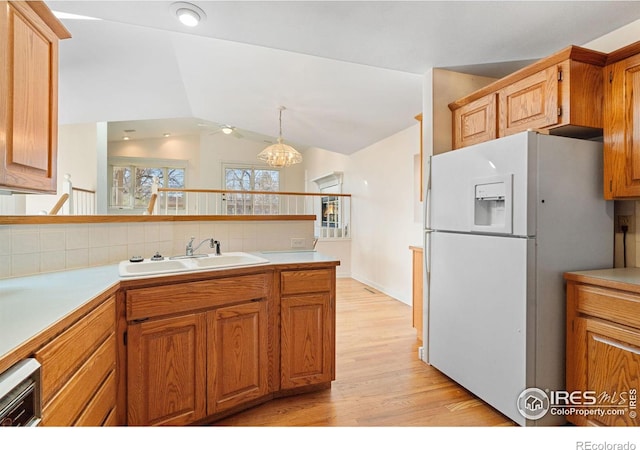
[215, 278, 515, 426]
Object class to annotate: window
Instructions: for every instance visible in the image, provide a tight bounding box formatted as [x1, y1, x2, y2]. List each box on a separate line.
[223, 165, 280, 214]
[109, 158, 186, 210]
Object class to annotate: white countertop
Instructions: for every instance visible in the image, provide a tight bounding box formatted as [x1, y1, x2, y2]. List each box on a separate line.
[0, 251, 339, 364]
[255, 250, 340, 265]
[0, 265, 120, 362]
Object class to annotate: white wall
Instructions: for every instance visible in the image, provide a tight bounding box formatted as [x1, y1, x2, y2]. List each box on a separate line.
[108, 132, 306, 193]
[298, 125, 422, 304]
[584, 18, 640, 53]
[198, 132, 305, 192]
[348, 123, 422, 304]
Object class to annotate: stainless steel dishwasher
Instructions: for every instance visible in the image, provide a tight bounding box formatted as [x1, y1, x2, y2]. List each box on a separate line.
[0, 358, 42, 426]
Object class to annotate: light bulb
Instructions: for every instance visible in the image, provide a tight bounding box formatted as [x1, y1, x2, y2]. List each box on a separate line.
[176, 8, 199, 27]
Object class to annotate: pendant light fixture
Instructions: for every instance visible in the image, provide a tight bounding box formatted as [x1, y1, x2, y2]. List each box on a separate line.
[257, 106, 303, 168]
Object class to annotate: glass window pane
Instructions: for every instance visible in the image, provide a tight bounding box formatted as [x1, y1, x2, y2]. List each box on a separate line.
[223, 166, 280, 215]
[111, 166, 132, 208]
[254, 170, 279, 191]
[167, 168, 185, 209]
[109, 161, 187, 211]
[225, 168, 251, 191]
[135, 168, 163, 208]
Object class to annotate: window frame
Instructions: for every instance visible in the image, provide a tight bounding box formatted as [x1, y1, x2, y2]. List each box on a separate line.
[107, 157, 188, 212]
[221, 163, 282, 215]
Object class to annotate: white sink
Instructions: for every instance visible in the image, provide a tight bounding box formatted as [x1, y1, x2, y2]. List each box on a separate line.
[118, 259, 190, 276]
[118, 252, 269, 277]
[192, 252, 269, 269]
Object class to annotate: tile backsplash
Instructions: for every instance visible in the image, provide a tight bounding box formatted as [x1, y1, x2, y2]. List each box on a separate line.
[0, 220, 314, 279]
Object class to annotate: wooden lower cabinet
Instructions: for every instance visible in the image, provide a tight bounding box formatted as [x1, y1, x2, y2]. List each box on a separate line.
[207, 300, 269, 414]
[126, 302, 270, 426]
[125, 273, 271, 426]
[281, 292, 333, 389]
[280, 268, 336, 390]
[123, 265, 337, 425]
[566, 276, 640, 426]
[34, 295, 117, 426]
[126, 313, 207, 426]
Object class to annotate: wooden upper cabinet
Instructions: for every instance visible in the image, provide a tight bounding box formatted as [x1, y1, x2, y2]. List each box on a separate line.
[450, 46, 606, 150]
[0, 1, 70, 193]
[603, 42, 640, 199]
[452, 93, 497, 149]
[498, 66, 559, 136]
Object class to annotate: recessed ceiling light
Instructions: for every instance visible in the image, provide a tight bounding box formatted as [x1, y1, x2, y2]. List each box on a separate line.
[169, 2, 206, 27]
[163, 133, 171, 138]
[177, 8, 199, 26]
[123, 129, 135, 141]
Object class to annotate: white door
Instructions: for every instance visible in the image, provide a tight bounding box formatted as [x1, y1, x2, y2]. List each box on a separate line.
[430, 132, 532, 236]
[428, 231, 533, 426]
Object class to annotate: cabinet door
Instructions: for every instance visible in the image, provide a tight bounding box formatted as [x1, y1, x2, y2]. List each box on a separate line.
[207, 300, 269, 415]
[498, 66, 559, 136]
[281, 293, 334, 389]
[570, 317, 640, 426]
[127, 313, 207, 426]
[0, 2, 60, 192]
[603, 54, 640, 199]
[452, 93, 497, 149]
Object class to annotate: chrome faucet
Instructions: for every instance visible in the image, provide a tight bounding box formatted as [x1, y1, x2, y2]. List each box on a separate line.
[186, 237, 221, 257]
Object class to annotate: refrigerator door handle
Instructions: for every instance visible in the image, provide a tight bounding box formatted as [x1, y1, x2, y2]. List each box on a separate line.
[424, 155, 432, 229]
[422, 229, 432, 363]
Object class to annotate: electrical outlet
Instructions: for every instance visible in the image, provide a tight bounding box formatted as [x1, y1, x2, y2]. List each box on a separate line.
[615, 215, 633, 233]
[290, 238, 306, 248]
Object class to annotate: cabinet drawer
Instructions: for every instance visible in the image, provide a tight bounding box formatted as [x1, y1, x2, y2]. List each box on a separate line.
[281, 269, 332, 295]
[576, 284, 640, 329]
[73, 369, 117, 426]
[41, 335, 116, 426]
[127, 273, 270, 320]
[35, 296, 116, 406]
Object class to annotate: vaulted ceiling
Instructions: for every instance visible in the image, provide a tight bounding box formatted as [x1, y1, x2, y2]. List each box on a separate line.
[47, 1, 640, 154]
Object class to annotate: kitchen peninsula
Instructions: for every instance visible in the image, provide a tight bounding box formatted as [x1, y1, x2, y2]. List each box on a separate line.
[0, 250, 339, 426]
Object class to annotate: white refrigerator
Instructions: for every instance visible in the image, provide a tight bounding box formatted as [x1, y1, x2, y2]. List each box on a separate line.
[425, 131, 613, 426]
